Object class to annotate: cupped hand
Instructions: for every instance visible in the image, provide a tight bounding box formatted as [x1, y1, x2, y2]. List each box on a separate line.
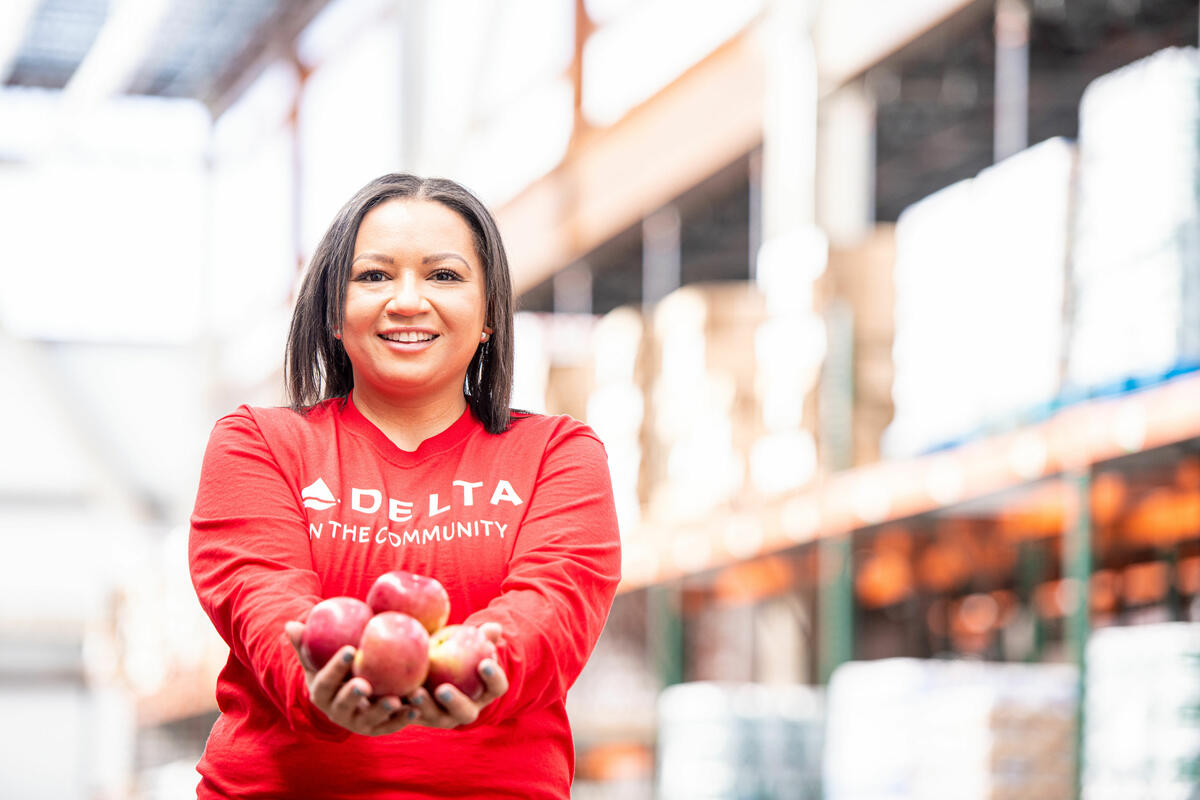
[404, 621, 510, 729]
[284, 620, 509, 734]
[285, 620, 417, 736]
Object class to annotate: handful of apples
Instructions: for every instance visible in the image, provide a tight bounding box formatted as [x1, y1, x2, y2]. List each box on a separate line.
[299, 570, 498, 700]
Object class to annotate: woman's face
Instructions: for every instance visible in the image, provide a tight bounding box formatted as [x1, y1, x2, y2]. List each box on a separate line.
[342, 198, 490, 406]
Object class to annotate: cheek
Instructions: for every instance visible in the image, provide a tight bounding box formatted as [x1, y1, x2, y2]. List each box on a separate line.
[342, 291, 378, 328]
[471, 285, 489, 328]
[449, 291, 488, 329]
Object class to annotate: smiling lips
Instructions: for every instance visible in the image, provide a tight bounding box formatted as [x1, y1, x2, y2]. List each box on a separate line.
[380, 330, 437, 344]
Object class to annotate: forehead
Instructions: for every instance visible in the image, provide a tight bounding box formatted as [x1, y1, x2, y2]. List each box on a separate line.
[354, 198, 478, 260]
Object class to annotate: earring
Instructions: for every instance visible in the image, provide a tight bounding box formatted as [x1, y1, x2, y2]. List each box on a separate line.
[480, 332, 490, 342]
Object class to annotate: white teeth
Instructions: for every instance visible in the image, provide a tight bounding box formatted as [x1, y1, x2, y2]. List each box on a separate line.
[381, 331, 436, 343]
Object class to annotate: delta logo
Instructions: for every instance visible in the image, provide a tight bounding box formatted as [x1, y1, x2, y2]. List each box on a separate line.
[301, 478, 338, 510]
[299, 475, 524, 523]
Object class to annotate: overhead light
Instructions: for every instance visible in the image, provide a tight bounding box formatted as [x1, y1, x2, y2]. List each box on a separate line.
[0, 0, 42, 84]
[62, 0, 172, 108]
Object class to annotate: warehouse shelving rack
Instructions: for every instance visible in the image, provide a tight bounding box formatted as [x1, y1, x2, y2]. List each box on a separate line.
[620, 368, 1200, 670]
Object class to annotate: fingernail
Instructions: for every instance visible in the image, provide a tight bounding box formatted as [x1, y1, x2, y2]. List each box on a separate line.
[438, 689, 453, 703]
[408, 709, 418, 720]
[481, 663, 495, 677]
[352, 685, 365, 697]
[412, 694, 424, 705]
[383, 700, 397, 712]
[342, 651, 354, 664]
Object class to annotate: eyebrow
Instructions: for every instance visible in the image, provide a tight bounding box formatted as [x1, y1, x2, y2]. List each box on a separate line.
[351, 252, 471, 267]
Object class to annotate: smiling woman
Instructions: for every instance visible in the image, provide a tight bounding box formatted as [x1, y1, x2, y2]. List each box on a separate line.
[187, 173, 622, 800]
[285, 174, 516, 436]
[339, 199, 494, 448]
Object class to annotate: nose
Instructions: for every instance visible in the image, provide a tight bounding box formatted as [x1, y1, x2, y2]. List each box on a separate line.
[385, 271, 428, 316]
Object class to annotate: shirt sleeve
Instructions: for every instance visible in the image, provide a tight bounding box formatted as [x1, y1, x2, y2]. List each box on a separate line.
[465, 424, 622, 725]
[188, 408, 350, 741]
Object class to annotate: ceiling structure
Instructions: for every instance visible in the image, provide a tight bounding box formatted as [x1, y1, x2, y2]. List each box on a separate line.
[1, 0, 331, 115]
[872, 0, 1198, 220]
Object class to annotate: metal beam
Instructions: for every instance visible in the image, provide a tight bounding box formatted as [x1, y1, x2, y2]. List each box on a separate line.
[204, 0, 333, 118]
[0, 0, 41, 84]
[994, 0, 1031, 161]
[498, 30, 767, 295]
[568, 0, 594, 151]
[642, 205, 681, 311]
[498, 3, 986, 295]
[815, 0, 982, 91]
[62, 0, 171, 108]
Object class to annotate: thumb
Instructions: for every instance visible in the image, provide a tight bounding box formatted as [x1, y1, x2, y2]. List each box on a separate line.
[284, 620, 313, 672]
[478, 621, 504, 646]
[283, 623, 307, 662]
[284, 620, 305, 650]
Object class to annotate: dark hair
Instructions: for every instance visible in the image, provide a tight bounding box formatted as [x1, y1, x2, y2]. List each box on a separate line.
[285, 173, 515, 434]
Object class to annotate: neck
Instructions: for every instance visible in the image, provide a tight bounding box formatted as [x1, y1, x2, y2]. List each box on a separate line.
[350, 384, 468, 452]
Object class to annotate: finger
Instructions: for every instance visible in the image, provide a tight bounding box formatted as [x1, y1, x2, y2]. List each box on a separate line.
[475, 658, 509, 704]
[284, 621, 316, 674]
[356, 695, 405, 730]
[404, 687, 454, 728]
[367, 705, 420, 736]
[284, 620, 305, 649]
[308, 647, 356, 708]
[479, 622, 505, 646]
[404, 688, 434, 715]
[430, 684, 479, 726]
[327, 677, 372, 722]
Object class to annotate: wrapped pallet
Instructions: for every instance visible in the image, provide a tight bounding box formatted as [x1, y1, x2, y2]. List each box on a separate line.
[645, 282, 778, 524]
[821, 225, 897, 466]
[1083, 622, 1200, 800]
[587, 306, 651, 541]
[884, 138, 1075, 457]
[823, 658, 1078, 800]
[657, 681, 824, 800]
[1067, 47, 1200, 392]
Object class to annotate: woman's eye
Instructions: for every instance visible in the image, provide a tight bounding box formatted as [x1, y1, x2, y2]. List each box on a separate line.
[431, 269, 462, 282]
[355, 270, 389, 282]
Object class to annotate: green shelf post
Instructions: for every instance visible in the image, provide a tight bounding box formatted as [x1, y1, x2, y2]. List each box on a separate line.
[1065, 468, 1092, 800]
[1016, 539, 1047, 662]
[647, 584, 684, 688]
[818, 298, 855, 685]
[1164, 546, 1182, 622]
[818, 532, 854, 684]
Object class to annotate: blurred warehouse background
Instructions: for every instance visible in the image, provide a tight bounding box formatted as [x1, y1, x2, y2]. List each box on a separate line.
[1, 0, 1199, 798]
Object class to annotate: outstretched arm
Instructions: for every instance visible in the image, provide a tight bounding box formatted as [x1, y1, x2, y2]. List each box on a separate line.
[461, 426, 622, 726]
[189, 409, 348, 739]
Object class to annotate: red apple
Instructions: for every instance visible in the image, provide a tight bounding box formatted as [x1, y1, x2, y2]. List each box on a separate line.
[352, 612, 430, 696]
[299, 596, 373, 671]
[424, 624, 498, 701]
[366, 570, 450, 634]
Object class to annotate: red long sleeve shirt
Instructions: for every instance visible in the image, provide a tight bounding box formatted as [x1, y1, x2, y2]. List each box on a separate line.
[188, 395, 621, 799]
